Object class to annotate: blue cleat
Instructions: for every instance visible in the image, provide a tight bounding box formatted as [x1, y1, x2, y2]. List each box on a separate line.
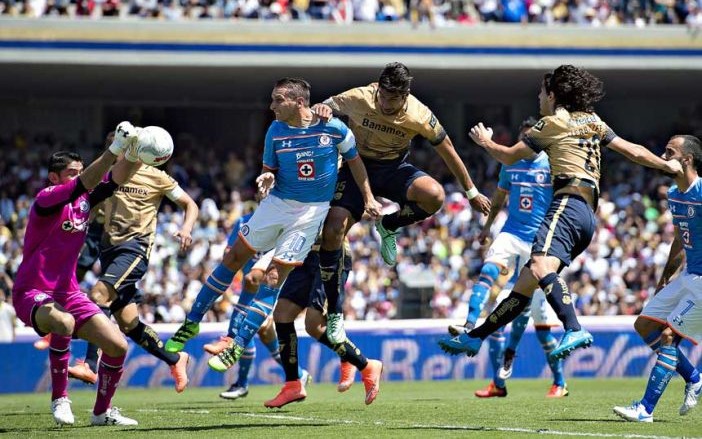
[438, 333, 483, 356]
[550, 329, 593, 361]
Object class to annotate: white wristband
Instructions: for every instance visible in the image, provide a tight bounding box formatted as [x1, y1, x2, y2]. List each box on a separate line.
[465, 187, 480, 200]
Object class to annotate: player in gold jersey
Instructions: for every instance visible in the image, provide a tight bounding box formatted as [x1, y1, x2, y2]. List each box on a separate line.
[439, 65, 682, 361]
[313, 62, 491, 344]
[67, 135, 199, 393]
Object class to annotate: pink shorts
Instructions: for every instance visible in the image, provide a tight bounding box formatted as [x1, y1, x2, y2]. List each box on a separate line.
[12, 288, 102, 336]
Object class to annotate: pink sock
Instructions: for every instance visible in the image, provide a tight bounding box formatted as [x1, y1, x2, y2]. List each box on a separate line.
[49, 335, 71, 401]
[93, 353, 125, 416]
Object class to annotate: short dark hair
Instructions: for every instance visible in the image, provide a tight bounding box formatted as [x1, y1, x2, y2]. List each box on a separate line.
[378, 62, 412, 94]
[543, 65, 605, 113]
[674, 134, 702, 172]
[48, 151, 82, 174]
[519, 116, 538, 131]
[275, 77, 311, 106]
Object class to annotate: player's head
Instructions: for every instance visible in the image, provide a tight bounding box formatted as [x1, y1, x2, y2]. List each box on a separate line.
[47, 151, 83, 185]
[540, 65, 605, 115]
[377, 62, 412, 115]
[518, 116, 538, 141]
[664, 135, 702, 175]
[270, 77, 311, 122]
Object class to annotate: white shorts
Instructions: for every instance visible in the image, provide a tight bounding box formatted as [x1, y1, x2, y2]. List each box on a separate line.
[251, 250, 275, 272]
[485, 232, 531, 272]
[641, 270, 702, 344]
[239, 194, 329, 266]
[493, 287, 560, 327]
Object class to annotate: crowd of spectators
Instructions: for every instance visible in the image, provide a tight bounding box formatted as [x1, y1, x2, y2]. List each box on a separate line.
[1, 0, 701, 28]
[0, 120, 699, 332]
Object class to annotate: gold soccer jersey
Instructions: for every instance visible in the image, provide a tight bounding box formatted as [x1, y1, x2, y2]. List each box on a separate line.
[326, 83, 446, 161]
[523, 108, 617, 193]
[102, 165, 178, 248]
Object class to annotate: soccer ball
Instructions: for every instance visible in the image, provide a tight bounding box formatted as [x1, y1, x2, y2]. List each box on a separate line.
[137, 126, 174, 166]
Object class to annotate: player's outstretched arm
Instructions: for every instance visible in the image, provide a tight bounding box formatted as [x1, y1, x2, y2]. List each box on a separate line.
[173, 191, 199, 252]
[346, 157, 382, 219]
[655, 227, 685, 294]
[469, 122, 536, 166]
[80, 122, 140, 189]
[607, 137, 682, 175]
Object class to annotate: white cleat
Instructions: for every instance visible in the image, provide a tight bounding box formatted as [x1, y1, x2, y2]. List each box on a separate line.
[613, 401, 653, 423]
[219, 384, 249, 400]
[680, 379, 702, 416]
[51, 397, 74, 426]
[300, 368, 311, 385]
[91, 407, 138, 426]
[326, 313, 347, 345]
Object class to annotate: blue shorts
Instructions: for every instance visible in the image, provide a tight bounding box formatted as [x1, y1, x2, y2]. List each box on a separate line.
[531, 194, 596, 268]
[332, 156, 427, 221]
[99, 239, 149, 311]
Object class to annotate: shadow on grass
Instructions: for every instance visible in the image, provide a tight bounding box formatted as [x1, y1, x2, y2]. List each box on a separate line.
[136, 422, 330, 432]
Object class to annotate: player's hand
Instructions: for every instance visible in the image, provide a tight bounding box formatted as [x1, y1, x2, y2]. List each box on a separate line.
[663, 158, 683, 176]
[363, 198, 383, 220]
[174, 229, 193, 252]
[256, 172, 275, 198]
[108, 121, 138, 156]
[469, 122, 494, 148]
[469, 193, 491, 215]
[311, 103, 333, 122]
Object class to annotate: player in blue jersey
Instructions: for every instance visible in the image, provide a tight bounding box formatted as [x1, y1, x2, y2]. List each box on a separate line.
[614, 135, 702, 423]
[446, 118, 566, 398]
[166, 78, 382, 374]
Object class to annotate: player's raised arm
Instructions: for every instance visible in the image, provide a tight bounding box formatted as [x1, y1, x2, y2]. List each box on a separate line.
[469, 122, 537, 166]
[606, 137, 682, 176]
[80, 122, 140, 189]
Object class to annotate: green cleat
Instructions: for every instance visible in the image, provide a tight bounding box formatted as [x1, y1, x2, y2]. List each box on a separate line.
[375, 219, 399, 266]
[165, 319, 200, 353]
[209, 342, 245, 372]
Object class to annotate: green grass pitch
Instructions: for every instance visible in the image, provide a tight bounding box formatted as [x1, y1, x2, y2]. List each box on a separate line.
[1, 379, 700, 438]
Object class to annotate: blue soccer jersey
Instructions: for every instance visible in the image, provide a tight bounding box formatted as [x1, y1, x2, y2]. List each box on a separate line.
[668, 177, 702, 275]
[228, 212, 256, 275]
[262, 117, 358, 203]
[497, 152, 552, 242]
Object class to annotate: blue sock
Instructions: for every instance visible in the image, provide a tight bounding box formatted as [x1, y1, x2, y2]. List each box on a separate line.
[641, 345, 678, 414]
[677, 347, 701, 384]
[187, 264, 234, 322]
[537, 328, 565, 387]
[227, 287, 257, 338]
[489, 327, 506, 388]
[234, 284, 280, 347]
[507, 308, 530, 351]
[236, 340, 256, 388]
[643, 330, 663, 353]
[466, 263, 500, 326]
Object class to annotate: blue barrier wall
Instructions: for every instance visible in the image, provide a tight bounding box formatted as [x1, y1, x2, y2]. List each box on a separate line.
[2, 320, 700, 394]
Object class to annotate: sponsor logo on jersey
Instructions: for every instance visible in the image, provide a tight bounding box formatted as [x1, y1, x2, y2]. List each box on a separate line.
[297, 160, 315, 180]
[62, 220, 74, 231]
[361, 118, 406, 137]
[519, 195, 533, 212]
[296, 151, 314, 160]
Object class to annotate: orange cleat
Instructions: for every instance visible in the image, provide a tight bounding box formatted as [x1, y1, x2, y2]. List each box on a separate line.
[68, 359, 98, 385]
[338, 361, 356, 392]
[264, 380, 307, 408]
[474, 381, 507, 398]
[34, 334, 51, 351]
[170, 352, 190, 393]
[361, 359, 383, 405]
[546, 384, 569, 398]
[203, 336, 233, 355]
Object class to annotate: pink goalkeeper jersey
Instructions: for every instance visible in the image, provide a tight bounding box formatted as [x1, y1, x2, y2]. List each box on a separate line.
[14, 177, 95, 293]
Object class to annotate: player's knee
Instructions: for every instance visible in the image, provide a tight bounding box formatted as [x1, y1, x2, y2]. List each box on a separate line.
[52, 312, 76, 336]
[633, 316, 661, 338]
[659, 327, 676, 347]
[90, 282, 112, 305]
[322, 215, 347, 249]
[244, 272, 262, 291]
[305, 318, 323, 339]
[424, 182, 445, 211]
[102, 335, 128, 357]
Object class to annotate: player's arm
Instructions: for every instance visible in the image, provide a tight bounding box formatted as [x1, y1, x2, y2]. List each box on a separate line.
[257, 127, 279, 198]
[655, 226, 686, 294]
[81, 122, 140, 190]
[170, 188, 199, 252]
[607, 137, 682, 175]
[434, 135, 491, 215]
[469, 123, 536, 165]
[337, 128, 382, 218]
[478, 188, 508, 245]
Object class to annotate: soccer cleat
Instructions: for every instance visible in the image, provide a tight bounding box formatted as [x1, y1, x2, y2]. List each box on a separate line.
[375, 219, 399, 266]
[208, 341, 244, 372]
[475, 381, 507, 398]
[219, 383, 249, 400]
[438, 333, 482, 356]
[447, 322, 474, 337]
[264, 381, 307, 408]
[300, 368, 312, 385]
[613, 401, 653, 423]
[51, 397, 74, 425]
[680, 379, 702, 415]
[165, 319, 200, 353]
[169, 352, 189, 393]
[326, 313, 347, 345]
[550, 329, 593, 361]
[546, 384, 569, 398]
[91, 407, 138, 426]
[68, 359, 98, 385]
[497, 348, 515, 380]
[361, 359, 383, 405]
[338, 361, 356, 392]
[203, 336, 233, 355]
[34, 334, 51, 351]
